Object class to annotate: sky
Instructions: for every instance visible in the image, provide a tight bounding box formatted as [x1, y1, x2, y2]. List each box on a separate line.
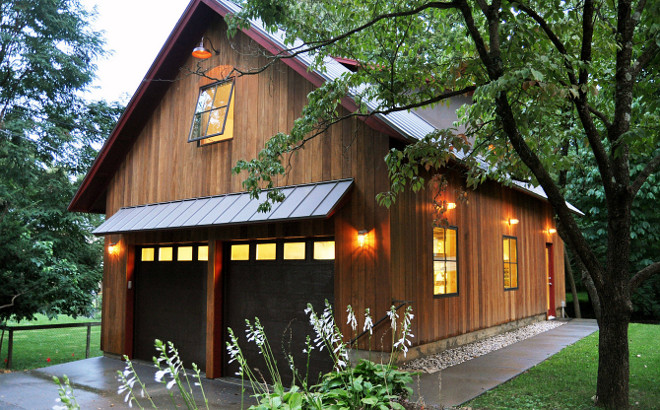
[82, 0, 190, 104]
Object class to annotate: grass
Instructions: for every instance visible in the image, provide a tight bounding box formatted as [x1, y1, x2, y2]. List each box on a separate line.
[565, 290, 590, 304]
[1, 313, 102, 371]
[466, 323, 660, 409]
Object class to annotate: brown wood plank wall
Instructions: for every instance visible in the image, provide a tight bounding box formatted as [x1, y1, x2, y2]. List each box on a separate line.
[389, 170, 565, 347]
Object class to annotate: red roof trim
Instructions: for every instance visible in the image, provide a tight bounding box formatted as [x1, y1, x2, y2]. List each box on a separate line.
[69, 0, 401, 213]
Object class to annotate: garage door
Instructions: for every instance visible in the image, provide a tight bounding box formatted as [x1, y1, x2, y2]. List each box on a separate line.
[223, 239, 335, 384]
[134, 245, 208, 370]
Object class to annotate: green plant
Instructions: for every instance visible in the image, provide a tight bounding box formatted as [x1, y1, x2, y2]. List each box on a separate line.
[52, 375, 80, 410]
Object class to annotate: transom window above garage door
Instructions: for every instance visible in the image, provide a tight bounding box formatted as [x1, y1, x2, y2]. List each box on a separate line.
[230, 240, 335, 261]
[140, 245, 209, 262]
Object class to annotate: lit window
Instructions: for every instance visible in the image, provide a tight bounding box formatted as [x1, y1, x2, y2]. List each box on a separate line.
[177, 246, 193, 261]
[141, 248, 155, 262]
[188, 80, 234, 145]
[503, 236, 518, 289]
[256, 243, 277, 260]
[283, 242, 306, 260]
[433, 227, 458, 296]
[313, 241, 335, 260]
[230, 244, 249, 261]
[198, 245, 209, 261]
[159, 247, 173, 262]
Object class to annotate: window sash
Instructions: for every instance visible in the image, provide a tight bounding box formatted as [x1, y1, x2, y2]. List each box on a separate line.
[188, 80, 234, 143]
[503, 236, 519, 289]
[433, 226, 458, 296]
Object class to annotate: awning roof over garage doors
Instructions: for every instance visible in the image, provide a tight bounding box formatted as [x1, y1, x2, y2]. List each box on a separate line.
[93, 178, 353, 235]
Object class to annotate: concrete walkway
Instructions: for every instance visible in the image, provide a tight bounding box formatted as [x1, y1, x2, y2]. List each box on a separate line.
[0, 319, 598, 409]
[412, 318, 599, 408]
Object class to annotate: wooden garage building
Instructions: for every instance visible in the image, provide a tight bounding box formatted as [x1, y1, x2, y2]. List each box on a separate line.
[69, 0, 568, 379]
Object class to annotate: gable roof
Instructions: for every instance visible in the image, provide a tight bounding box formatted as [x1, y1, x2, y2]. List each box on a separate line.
[69, 0, 581, 216]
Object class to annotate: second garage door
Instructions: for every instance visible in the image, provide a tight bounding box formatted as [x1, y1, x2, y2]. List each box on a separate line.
[223, 239, 335, 384]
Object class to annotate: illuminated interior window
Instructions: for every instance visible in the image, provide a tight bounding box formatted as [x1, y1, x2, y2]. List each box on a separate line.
[141, 248, 155, 262]
[159, 247, 173, 262]
[188, 80, 235, 145]
[283, 242, 306, 260]
[503, 236, 518, 289]
[177, 246, 193, 261]
[198, 245, 209, 261]
[313, 241, 335, 260]
[433, 227, 458, 296]
[256, 243, 277, 260]
[230, 244, 250, 261]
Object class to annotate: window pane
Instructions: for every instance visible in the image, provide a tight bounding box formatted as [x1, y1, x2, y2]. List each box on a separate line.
[434, 261, 446, 295]
[509, 238, 517, 263]
[198, 245, 209, 261]
[231, 244, 249, 261]
[446, 228, 457, 259]
[503, 238, 510, 261]
[283, 242, 305, 260]
[510, 264, 518, 288]
[200, 111, 210, 136]
[433, 227, 445, 258]
[190, 113, 202, 140]
[314, 241, 335, 260]
[504, 264, 511, 288]
[141, 248, 154, 262]
[256, 243, 277, 260]
[196, 87, 215, 113]
[206, 107, 227, 136]
[178, 246, 193, 261]
[159, 247, 173, 261]
[213, 82, 232, 107]
[446, 261, 458, 293]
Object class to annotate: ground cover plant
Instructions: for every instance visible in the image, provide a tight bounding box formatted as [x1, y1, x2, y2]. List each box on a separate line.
[0, 313, 102, 371]
[466, 323, 660, 409]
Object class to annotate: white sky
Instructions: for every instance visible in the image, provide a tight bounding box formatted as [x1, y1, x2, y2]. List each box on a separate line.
[82, 0, 190, 104]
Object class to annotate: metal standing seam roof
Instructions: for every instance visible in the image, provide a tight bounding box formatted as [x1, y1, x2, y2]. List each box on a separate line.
[93, 179, 353, 235]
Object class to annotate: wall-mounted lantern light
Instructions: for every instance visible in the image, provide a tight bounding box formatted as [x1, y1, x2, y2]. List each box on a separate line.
[547, 228, 557, 234]
[446, 202, 457, 210]
[508, 218, 519, 225]
[192, 37, 219, 59]
[108, 241, 119, 256]
[357, 230, 368, 247]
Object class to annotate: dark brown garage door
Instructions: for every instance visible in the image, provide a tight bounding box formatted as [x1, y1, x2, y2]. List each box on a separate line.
[223, 239, 334, 384]
[134, 245, 208, 370]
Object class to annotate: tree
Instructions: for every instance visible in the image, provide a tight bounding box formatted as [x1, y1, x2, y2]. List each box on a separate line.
[225, 0, 659, 407]
[0, 0, 122, 321]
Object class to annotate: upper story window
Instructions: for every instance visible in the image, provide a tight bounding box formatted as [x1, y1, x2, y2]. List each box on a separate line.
[188, 79, 234, 146]
[433, 226, 458, 296]
[503, 236, 518, 290]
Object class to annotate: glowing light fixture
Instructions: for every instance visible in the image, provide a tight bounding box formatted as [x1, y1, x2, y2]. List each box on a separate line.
[547, 228, 557, 234]
[108, 242, 119, 255]
[192, 37, 218, 59]
[508, 218, 519, 225]
[446, 202, 457, 210]
[357, 230, 368, 247]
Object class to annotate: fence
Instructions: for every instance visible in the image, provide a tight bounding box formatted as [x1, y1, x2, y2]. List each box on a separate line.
[0, 322, 101, 369]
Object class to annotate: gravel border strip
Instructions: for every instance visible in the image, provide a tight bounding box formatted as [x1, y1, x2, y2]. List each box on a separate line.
[401, 320, 565, 374]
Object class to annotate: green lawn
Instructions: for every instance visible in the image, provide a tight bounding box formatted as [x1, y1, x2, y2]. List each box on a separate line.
[466, 323, 660, 409]
[565, 290, 590, 304]
[1, 314, 102, 371]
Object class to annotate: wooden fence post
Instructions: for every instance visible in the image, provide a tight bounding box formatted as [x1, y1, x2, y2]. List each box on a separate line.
[86, 324, 92, 358]
[7, 329, 13, 369]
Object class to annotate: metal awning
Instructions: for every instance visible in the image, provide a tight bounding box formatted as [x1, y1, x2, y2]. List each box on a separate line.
[93, 179, 353, 235]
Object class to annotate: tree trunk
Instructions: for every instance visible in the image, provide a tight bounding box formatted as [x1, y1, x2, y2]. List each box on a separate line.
[565, 250, 581, 318]
[596, 307, 630, 408]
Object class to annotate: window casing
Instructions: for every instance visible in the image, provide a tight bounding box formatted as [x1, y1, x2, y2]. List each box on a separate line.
[188, 80, 234, 145]
[503, 236, 519, 289]
[433, 226, 458, 296]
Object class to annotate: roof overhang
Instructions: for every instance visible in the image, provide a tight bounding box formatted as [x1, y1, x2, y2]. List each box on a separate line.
[93, 179, 353, 235]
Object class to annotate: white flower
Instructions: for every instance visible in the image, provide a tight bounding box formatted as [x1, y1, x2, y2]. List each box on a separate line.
[387, 305, 399, 332]
[363, 308, 373, 335]
[346, 305, 357, 331]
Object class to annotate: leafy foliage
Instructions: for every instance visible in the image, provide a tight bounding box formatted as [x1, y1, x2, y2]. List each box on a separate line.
[0, 0, 124, 321]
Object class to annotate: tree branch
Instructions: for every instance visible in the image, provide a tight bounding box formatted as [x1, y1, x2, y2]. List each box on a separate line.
[630, 261, 660, 292]
[630, 42, 659, 79]
[512, 1, 578, 85]
[587, 104, 613, 129]
[630, 152, 660, 196]
[0, 293, 22, 311]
